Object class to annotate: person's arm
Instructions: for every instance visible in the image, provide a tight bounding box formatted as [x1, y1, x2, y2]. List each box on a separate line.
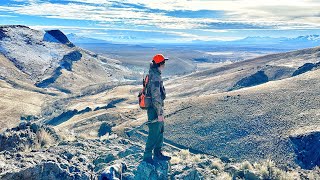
[151, 77, 164, 119]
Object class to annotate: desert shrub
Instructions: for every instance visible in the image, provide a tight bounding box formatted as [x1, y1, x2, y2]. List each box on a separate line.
[210, 159, 224, 171]
[306, 166, 320, 180]
[191, 154, 201, 163]
[170, 150, 204, 165]
[170, 156, 181, 165]
[179, 149, 190, 161]
[216, 172, 232, 180]
[282, 171, 300, 180]
[36, 129, 56, 147]
[240, 160, 254, 171]
[253, 160, 289, 180]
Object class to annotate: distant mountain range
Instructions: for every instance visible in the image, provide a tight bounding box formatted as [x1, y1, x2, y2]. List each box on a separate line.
[68, 33, 320, 50]
[193, 35, 320, 49]
[67, 33, 112, 44]
[233, 35, 320, 45]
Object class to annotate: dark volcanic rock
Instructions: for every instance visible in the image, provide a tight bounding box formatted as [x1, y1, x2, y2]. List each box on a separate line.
[46, 109, 79, 126]
[292, 63, 316, 76]
[290, 131, 320, 169]
[134, 161, 169, 180]
[98, 122, 112, 137]
[231, 70, 269, 90]
[0, 28, 8, 40]
[59, 50, 83, 71]
[44, 30, 75, 47]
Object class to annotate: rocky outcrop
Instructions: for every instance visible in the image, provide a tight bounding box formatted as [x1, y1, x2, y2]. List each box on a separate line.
[231, 70, 269, 90]
[44, 30, 75, 47]
[0, 122, 59, 152]
[1, 162, 90, 180]
[134, 161, 169, 180]
[290, 131, 320, 169]
[292, 62, 320, 76]
[1, 123, 320, 179]
[0, 123, 144, 180]
[0, 28, 7, 40]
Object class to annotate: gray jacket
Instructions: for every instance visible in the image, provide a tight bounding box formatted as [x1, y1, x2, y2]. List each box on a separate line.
[148, 64, 166, 116]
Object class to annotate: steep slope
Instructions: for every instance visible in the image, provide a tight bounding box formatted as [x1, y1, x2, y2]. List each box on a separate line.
[0, 25, 133, 94]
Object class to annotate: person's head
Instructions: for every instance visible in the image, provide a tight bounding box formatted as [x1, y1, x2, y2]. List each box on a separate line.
[152, 54, 168, 71]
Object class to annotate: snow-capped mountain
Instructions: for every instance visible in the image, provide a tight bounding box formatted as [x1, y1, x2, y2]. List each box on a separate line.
[292, 34, 320, 41]
[229, 35, 320, 48]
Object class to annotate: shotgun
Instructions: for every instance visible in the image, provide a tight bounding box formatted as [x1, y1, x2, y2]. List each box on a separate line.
[125, 106, 191, 137]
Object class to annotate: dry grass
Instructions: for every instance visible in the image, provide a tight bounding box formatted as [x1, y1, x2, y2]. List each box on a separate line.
[170, 149, 203, 165]
[306, 167, 320, 180]
[170, 156, 181, 165]
[247, 159, 305, 180]
[210, 159, 224, 171]
[169, 152, 314, 180]
[216, 172, 232, 180]
[36, 129, 56, 148]
[55, 129, 77, 142]
[179, 149, 190, 160]
[240, 160, 254, 171]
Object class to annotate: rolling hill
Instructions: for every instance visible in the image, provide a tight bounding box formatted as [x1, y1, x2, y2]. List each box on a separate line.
[160, 46, 320, 168]
[0, 25, 134, 95]
[0, 25, 136, 131]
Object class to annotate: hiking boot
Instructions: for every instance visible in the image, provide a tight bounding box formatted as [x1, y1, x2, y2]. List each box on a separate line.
[154, 151, 171, 161]
[143, 157, 155, 165]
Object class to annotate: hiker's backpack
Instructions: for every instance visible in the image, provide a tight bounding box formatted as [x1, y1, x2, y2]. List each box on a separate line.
[138, 74, 152, 109]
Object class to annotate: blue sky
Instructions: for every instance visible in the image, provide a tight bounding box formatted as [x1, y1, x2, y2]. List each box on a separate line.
[1, 0, 320, 43]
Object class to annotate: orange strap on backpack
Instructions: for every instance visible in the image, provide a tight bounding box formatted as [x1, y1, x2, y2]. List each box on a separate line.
[138, 75, 152, 109]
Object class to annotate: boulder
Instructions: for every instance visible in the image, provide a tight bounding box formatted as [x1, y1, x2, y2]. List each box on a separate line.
[134, 161, 169, 180]
[174, 169, 202, 180]
[1, 162, 90, 180]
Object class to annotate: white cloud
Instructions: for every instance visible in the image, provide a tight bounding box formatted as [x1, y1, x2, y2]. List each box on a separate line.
[0, 14, 17, 17]
[1, 0, 320, 42]
[2, 0, 320, 30]
[125, 0, 320, 29]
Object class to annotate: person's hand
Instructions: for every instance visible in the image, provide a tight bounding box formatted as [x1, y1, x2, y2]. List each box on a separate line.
[158, 115, 165, 122]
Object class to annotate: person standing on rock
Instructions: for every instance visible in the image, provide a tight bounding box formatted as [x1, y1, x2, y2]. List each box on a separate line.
[143, 54, 171, 164]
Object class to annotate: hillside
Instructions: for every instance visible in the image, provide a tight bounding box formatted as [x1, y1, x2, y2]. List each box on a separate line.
[0, 25, 138, 131]
[0, 25, 134, 95]
[165, 46, 320, 98]
[161, 55, 320, 168]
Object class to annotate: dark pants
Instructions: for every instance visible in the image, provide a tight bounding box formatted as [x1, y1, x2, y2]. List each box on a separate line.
[143, 107, 164, 159]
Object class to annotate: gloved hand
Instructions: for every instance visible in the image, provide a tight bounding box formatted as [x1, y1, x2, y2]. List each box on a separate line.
[158, 115, 165, 122]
